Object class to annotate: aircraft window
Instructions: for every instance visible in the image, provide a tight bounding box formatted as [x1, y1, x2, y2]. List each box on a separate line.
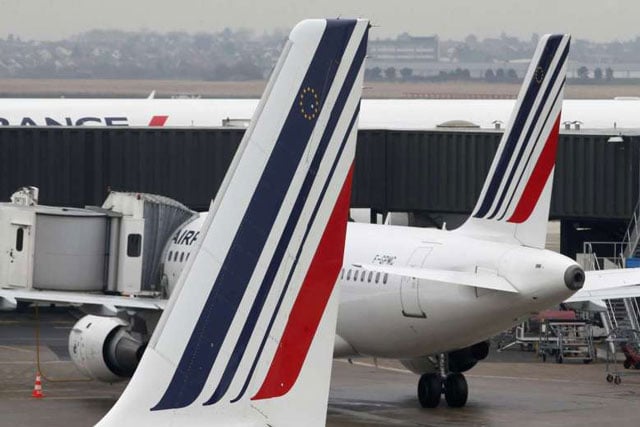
[361, 271, 365, 282]
[15, 228, 24, 252]
[354, 270, 359, 281]
[375, 272, 381, 283]
[186, 253, 190, 261]
[383, 273, 388, 284]
[127, 233, 142, 257]
[347, 269, 352, 280]
[180, 252, 185, 262]
[368, 271, 373, 282]
[340, 269, 344, 279]
[168, 251, 173, 261]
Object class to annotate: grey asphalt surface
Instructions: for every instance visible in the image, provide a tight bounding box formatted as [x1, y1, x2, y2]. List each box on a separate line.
[2, 307, 640, 426]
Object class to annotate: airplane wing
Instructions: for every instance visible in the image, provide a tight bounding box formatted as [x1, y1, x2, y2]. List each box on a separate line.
[352, 263, 519, 293]
[565, 268, 640, 303]
[0, 288, 166, 311]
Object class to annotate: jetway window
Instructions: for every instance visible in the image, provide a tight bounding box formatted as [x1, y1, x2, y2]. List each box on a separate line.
[15, 228, 24, 252]
[127, 234, 142, 257]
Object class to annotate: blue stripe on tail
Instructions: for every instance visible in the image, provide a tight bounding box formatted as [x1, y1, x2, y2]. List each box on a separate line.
[473, 35, 562, 219]
[204, 32, 367, 406]
[151, 19, 357, 411]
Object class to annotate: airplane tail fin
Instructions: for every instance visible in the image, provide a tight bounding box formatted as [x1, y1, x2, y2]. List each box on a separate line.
[457, 34, 570, 248]
[98, 18, 369, 427]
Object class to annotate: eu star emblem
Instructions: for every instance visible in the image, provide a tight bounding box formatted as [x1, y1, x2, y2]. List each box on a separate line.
[534, 67, 545, 84]
[299, 87, 320, 120]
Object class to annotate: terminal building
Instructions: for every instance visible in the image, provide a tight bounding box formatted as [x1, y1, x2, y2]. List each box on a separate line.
[0, 125, 639, 332]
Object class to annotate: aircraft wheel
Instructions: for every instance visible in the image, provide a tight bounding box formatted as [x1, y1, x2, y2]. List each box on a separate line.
[444, 372, 468, 408]
[623, 359, 631, 369]
[614, 375, 622, 385]
[606, 374, 614, 383]
[417, 373, 441, 408]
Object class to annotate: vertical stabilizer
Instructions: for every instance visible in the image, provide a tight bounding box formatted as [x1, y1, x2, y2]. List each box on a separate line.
[457, 34, 570, 248]
[97, 18, 369, 427]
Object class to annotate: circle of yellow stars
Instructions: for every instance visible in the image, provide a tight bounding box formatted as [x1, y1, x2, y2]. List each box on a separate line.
[299, 87, 320, 121]
[534, 66, 545, 84]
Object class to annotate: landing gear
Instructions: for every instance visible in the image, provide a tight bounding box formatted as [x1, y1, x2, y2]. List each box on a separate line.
[417, 373, 441, 408]
[417, 353, 469, 408]
[417, 372, 469, 408]
[443, 373, 468, 407]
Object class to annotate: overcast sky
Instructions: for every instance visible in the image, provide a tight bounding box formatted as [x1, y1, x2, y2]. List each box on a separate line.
[1, 0, 637, 42]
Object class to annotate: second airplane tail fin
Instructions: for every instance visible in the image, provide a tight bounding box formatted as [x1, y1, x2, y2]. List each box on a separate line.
[97, 18, 369, 427]
[458, 34, 570, 248]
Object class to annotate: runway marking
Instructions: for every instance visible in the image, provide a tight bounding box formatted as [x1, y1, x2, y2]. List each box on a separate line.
[465, 373, 580, 383]
[0, 345, 33, 354]
[0, 388, 88, 393]
[337, 359, 412, 374]
[3, 395, 118, 401]
[328, 407, 432, 426]
[0, 360, 67, 365]
[339, 360, 617, 386]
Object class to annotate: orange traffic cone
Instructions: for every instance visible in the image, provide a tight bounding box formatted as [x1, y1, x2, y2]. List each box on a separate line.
[31, 372, 44, 398]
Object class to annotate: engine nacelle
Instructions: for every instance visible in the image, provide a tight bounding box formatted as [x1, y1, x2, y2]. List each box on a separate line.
[448, 341, 490, 373]
[69, 315, 145, 382]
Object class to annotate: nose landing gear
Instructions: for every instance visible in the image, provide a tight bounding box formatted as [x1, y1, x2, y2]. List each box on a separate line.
[417, 354, 469, 408]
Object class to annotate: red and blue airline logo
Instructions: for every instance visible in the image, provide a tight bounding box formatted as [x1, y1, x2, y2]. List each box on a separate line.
[0, 115, 168, 127]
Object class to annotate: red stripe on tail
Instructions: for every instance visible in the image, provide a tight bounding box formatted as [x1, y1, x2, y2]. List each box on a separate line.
[507, 114, 561, 223]
[251, 164, 354, 400]
[148, 115, 168, 127]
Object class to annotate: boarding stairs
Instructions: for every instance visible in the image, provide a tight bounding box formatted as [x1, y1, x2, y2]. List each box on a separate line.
[622, 198, 640, 259]
[580, 242, 640, 354]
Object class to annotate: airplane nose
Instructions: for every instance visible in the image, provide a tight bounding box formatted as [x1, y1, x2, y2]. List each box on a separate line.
[564, 265, 585, 291]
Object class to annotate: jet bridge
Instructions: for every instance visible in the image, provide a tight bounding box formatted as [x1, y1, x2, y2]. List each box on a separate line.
[0, 187, 195, 297]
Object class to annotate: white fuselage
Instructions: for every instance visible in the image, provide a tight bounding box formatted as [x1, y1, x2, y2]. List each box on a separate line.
[0, 98, 638, 130]
[163, 215, 577, 360]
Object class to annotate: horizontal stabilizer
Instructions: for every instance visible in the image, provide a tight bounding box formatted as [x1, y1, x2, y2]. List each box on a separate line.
[565, 269, 640, 302]
[0, 289, 166, 310]
[352, 263, 519, 293]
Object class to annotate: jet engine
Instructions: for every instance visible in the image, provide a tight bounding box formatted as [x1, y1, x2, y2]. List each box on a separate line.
[68, 315, 146, 382]
[448, 341, 490, 373]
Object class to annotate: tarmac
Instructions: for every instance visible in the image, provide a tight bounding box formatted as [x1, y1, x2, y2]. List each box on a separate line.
[2, 308, 640, 427]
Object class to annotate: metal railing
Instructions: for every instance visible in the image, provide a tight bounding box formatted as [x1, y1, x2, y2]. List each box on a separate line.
[622, 198, 640, 259]
[582, 241, 625, 270]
